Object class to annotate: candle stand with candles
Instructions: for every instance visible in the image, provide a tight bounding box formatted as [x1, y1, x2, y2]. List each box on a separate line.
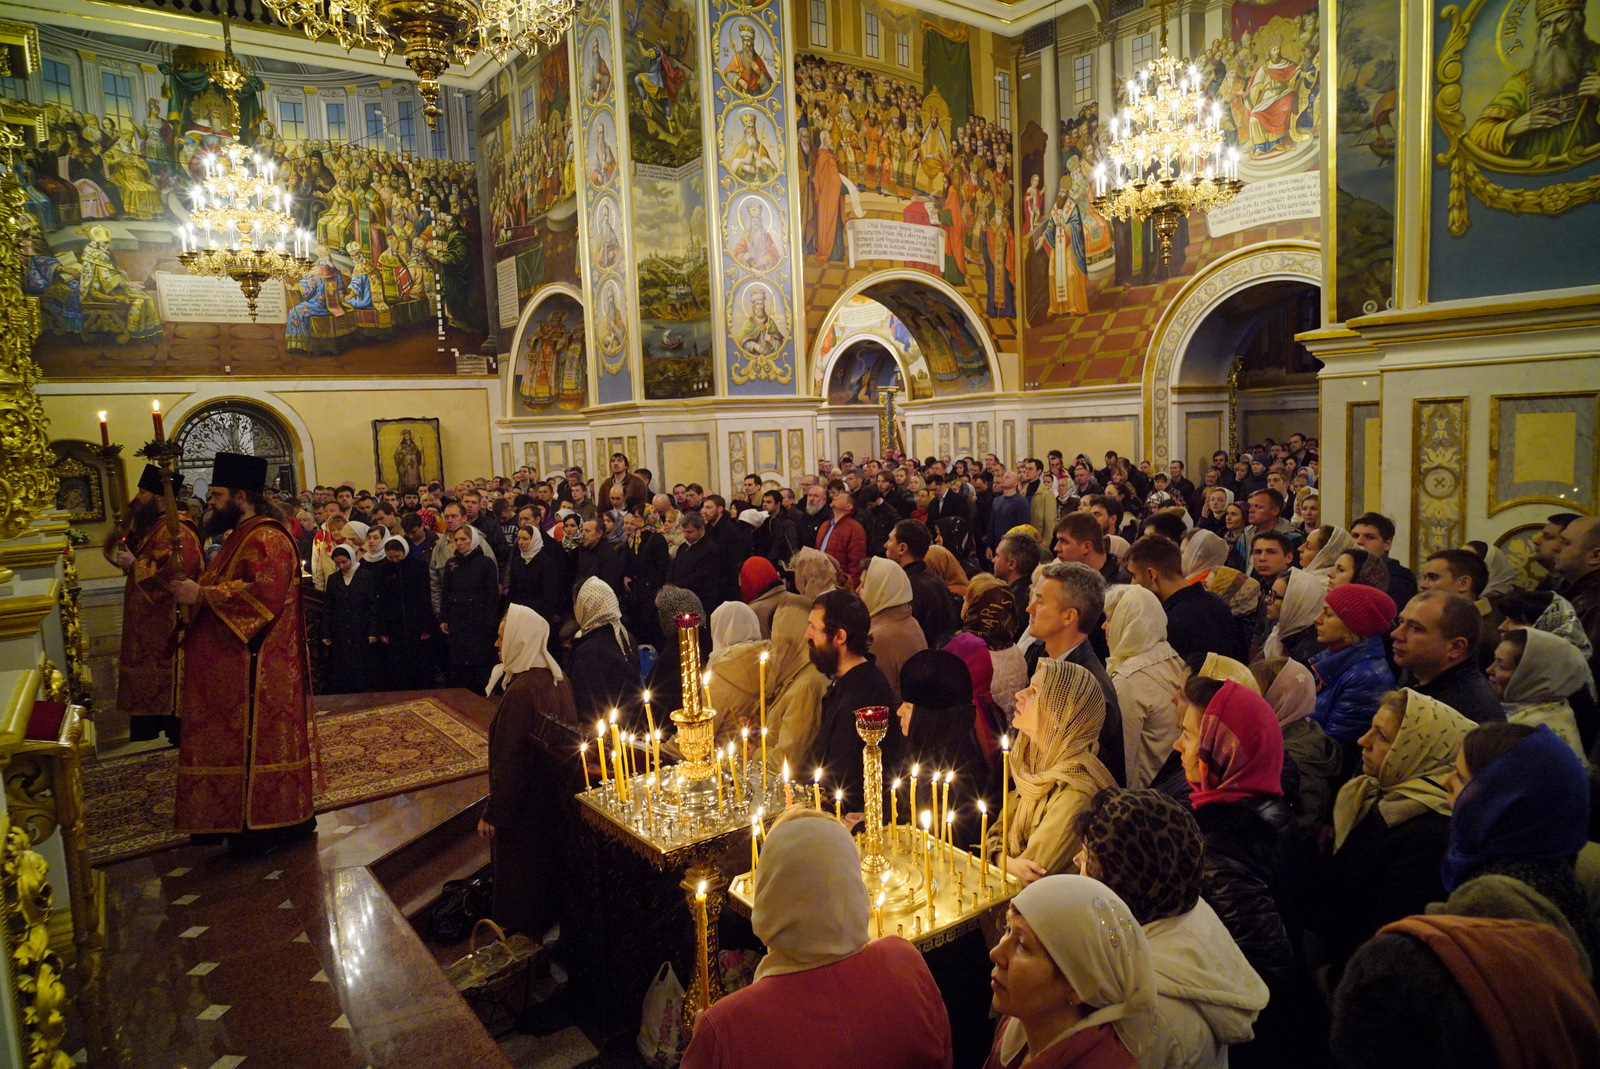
[572, 612, 782, 1036]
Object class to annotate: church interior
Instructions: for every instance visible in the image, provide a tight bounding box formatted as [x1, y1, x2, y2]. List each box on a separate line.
[0, 0, 1598, 1064]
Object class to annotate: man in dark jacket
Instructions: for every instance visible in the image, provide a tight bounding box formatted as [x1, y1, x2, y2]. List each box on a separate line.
[574, 517, 626, 595]
[856, 483, 900, 560]
[797, 483, 830, 551]
[988, 471, 1031, 554]
[463, 489, 509, 571]
[924, 473, 971, 525]
[971, 471, 994, 556]
[1351, 512, 1418, 607]
[668, 511, 725, 616]
[995, 532, 1041, 634]
[622, 506, 670, 643]
[702, 494, 751, 603]
[758, 490, 800, 565]
[1126, 535, 1248, 662]
[805, 590, 900, 813]
[1391, 591, 1505, 724]
[886, 519, 958, 646]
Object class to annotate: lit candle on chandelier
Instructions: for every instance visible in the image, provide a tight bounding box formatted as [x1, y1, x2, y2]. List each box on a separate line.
[151, 399, 164, 441]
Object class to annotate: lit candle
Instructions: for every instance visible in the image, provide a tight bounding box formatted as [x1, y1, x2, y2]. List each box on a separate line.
[758, 650, 769, 773]
[889, 778, 901, 841]
[909, 764, 920, 848]
[978, 801, 989, 890]
[642, 690, 656, 776]
[943, 771, 955, 860]
[595, 720, 608, 784]
[812, 767, 823, 810]
[740, 727, 749, 781]
[1000, 733, 1010, 879]
[945, 810, 955, 873]
[782, 759, 793, 808]
[654, 729, 663, 780]
[726, 741, 740, 795]
[608, 710, 624, 789]
[694, 881, 710, 1005]
[151, 399, 164, 441]
[702, 671, 712, 711]
[834, 789, 843, 823]
[750, 810, 761, 874]
[612, 745, 628, 803]
[921, 810, 933, 900]
[579, 741, 592, 791]
[98, 411, 109, 449]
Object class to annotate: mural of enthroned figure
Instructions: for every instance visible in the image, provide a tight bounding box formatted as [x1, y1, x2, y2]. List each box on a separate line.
[285, 245, 355, 353]
[104, 119, 164, 219]
[78, 226, 161, 342]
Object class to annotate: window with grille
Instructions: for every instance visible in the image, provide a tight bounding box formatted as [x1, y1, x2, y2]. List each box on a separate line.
[101, 71, 135, 127]
[520, 83, 537, 134]
[432, 125, 446, 156]
[996, 72, 1012, 132]
[896, 32, 910, 67]
[1132, 33, 1155, 69]
[809, 0, 828, 47]
[279, 99, 306, 141]
[466, 102, 477, 161]
[172, 402, 298, 497]
[0, 75, 27, 101]
[398, 98, 417, 150]
[365, 102, 384, 141]
[864, 13, 880, 59]
[42, 59, 72, 106]
[1073, 53, 1094, 104]
[326, 101, 347, 141]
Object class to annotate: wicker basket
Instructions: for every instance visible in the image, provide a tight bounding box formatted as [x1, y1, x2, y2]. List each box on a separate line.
[445, 918, 541, 1034]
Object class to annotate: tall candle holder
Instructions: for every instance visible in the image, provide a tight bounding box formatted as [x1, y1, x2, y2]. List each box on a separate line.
[854, 706, 926, 914]
[671, 613, 719, 784]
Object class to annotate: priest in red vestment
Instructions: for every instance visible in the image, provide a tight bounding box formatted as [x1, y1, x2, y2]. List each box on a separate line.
[171, 451, 321, 852]
[111, 464, 203, 744]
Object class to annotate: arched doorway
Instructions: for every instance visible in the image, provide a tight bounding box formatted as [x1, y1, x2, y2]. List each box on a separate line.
[1142, 241, 1321, 467]
[173, 400, 299, 497]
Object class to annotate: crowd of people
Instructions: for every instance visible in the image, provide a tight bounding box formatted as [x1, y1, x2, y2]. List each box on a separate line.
[157, 437, 1600, 1066]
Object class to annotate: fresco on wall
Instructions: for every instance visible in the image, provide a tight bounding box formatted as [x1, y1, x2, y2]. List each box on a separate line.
[812, 290, 991, 402]
[827, 342, 903, 404]
[484, 46, 578, 307]
[1020, 0, 1322, 389]
[795, 20, 1017, 354]
[511, 293, 586, 414]
[1429, 0, 1600, 301]
[1332, 0, 1398, 321]
[625, 0, 713, 400]
[10, 24, 484, 379]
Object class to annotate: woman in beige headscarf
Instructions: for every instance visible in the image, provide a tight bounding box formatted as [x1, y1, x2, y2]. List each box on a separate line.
[765, 600, 830, 768]
[1180, 528, 1260, 621]
[790, 546, 839, 599]
[986, 659, 1117, 886]
[707, 601, 768, 745]
[859, 556, 928, 704]
[681, 809, 953, 1069]
[1252, 657, 1342, 833]
[1198, 652, 1260, 694]
[924, 543, 969, 600]
[1103, 585, 1186, 789]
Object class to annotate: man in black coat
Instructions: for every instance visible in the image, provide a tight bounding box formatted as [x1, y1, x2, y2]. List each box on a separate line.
[805, 590, 900, 813]
[1392, 591, 1505, 725]
[1125, 535, 1247, 663]
[622, 506, 670, 643]
[574, 517, 626, 596]
[886, 519, 958, 646]
[463, 488, 509, 571]
[923, 473, 971, 525]
[667, 511, 725, 616]
[758, 489, 800, 564]
[702, 494, 751, 604]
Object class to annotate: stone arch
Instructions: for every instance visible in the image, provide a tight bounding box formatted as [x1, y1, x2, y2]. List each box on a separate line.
[816, 330, 917, 402]
[808, 268, 1002, 398]
[170, 396, 305, 494]
[503, 282, 587, 416]
[1141, 240, 1321, 464]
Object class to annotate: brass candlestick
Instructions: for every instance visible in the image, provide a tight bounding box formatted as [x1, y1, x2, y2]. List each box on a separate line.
[855, 706, 924, 913]
[671, 613, 718, 783]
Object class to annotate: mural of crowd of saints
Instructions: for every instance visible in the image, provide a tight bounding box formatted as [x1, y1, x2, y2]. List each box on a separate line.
[1021, 0, 1320, 341]
[511, 294, 586, 414]
[11, 65, 484, 375]
[795, 53, 1017, 326]
[813, 291, 990, 402]
[485, 47, 579, 302]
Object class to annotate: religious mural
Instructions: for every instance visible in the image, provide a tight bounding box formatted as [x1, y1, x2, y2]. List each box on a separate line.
[9, 24, 484, 378]
[811, 293, 989, 401]
[712, 0, 799, 395]
[1429, 0, 1600, 300]
[796, 31, 1018, 345]
[511, 293, 587, 413]
[626, 0, 713, 401]
[483, 47, 579, 308]
[1332, 0, 1399, 321]
[1019, 0, 1322, 388]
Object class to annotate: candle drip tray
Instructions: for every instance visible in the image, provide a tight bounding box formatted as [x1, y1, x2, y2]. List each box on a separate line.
[859, 854, 927, 914]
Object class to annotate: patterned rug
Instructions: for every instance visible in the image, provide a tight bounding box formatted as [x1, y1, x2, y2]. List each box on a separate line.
[85, 696, 489, 865]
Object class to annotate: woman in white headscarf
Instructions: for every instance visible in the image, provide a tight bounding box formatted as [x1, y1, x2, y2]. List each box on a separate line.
[987, 659, 1117, 885]
[1102, 585, 1186, 790]
[1261, 567, 1326, 663]
[1299, 524, 1355, 581]
[480, 604, 577, 936]
[985, 874, 1156, 1069]
[1489, 626, 1594, 760]
[320, 544, 380, 693]
[340, 519, 370, 553]
[707, 601, 768, 745]
[681, 810, 953, 1069]
[859, 556, 928, 704]
[1179, 529, 1259, 622]
[361, 523, 389, 563]
[791, 546, 839, 599]
[568, 575, 641, 724]
[1465, 540, 1522, 601]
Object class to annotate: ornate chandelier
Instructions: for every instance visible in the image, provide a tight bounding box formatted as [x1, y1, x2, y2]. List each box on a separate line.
[261, 0, 578, 126]
[175, 144, 313, 321]
[1093, 15, 1242, 263]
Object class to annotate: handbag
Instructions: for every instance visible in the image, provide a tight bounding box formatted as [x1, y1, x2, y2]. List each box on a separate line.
[431, 872, 492, 943]
[636, 961, 685, 1068]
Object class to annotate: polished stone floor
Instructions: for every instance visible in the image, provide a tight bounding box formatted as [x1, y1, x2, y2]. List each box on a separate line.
[70, 689, 645, 1069]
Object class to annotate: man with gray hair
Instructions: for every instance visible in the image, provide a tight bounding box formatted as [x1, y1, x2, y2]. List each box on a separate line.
[1023, 560, 1127, 785]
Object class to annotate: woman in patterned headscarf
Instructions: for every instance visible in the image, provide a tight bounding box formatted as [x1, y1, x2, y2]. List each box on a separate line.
[1072, 788, 1269, 1069]
[985, 659, 1117, 886]
[568, 576, 641, 724]
[1316, 688, 1476, 969]
[961, 572, 1026, 723]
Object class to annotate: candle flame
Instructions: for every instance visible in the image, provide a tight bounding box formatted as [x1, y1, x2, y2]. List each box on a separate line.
[609, 708, 618, 724]
[945, 811, 954, 824]
[151, 399, 160, 413]
[702, 671, 711, 686]
[642, 689, 651, 702]
[876, 892, 886, 907]
[759, 649, 769, 664]
[696, 880, 707, 898]
[781, 758, 790, 781]
[921, 810, 932, 830]
[891, 778, 901, 789]
[978, 800, 987, 814]
[911, 762, 920, 777]
[580, 741, 588, 752]
[595, 719, 605, 737]
[1001, 734, 1010, 752]
[98, 411, 107, 421]
[945, 770, 955, 784]
[813, 766, 822, 783]
[835, 789, 842, 801]
[741, 726, 749, 739]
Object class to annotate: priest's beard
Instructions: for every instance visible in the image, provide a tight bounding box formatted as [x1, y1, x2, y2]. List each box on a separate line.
[1529, 23, 1594, 98]
[128, 496, 164, 539]
[807, 639, 841, 677]
[203, 499, 244, 540]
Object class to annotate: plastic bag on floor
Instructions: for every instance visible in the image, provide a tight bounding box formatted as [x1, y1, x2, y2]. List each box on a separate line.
[637, 960, 684, 1067]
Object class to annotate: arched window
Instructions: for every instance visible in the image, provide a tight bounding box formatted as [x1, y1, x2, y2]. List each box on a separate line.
[173, 401, 298, 496]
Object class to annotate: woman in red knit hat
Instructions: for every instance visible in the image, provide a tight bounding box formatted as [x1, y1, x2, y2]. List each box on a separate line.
[1309, 583, 1398, 775]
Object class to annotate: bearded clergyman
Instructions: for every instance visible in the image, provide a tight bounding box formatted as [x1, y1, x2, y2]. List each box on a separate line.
[170, 452, 322, 855]
[1468, 0, 1600, 161]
